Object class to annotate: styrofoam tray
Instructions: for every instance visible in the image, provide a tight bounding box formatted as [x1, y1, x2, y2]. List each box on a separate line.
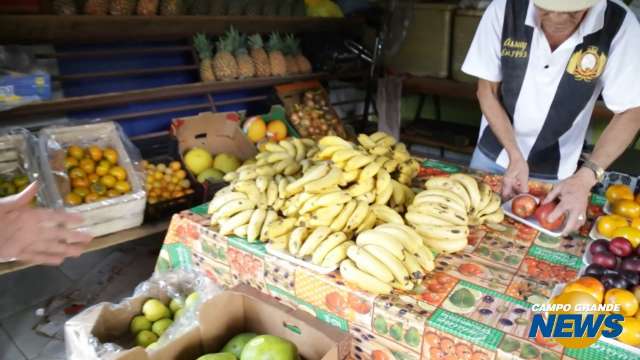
[502, 197, 564, 238]
[265, 244, 337, 275]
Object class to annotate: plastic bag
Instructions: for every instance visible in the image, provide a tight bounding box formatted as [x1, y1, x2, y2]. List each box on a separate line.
[65, 269, 222, 360]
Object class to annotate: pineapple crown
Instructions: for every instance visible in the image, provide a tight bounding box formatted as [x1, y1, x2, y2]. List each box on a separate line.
[193, 33, 213, 59]
[217, 27, 238, 53]
[266, 32, 284, 52]
[283, 34, 301, 55]
[248, 34, 264, 50]
[235, 33, 250, 56]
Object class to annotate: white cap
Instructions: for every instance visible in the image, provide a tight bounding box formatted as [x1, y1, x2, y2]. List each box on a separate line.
[534, 0, 601, 12]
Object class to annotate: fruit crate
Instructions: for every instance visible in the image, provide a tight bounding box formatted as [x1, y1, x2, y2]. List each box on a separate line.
[38, 122, 146, 237]
[0, 129, 40, 196]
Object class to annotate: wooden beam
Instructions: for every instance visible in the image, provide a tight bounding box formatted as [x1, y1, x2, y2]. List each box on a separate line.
[36, 46, 193, 59]
[54, 65, 198, 81]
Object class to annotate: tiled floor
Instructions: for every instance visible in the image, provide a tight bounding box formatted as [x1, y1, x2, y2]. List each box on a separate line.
[0, 235, 163, 359]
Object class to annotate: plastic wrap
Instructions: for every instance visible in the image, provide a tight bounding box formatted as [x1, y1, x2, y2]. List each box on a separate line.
[38, 121, 146, 237]
[65, 269, 222, 360]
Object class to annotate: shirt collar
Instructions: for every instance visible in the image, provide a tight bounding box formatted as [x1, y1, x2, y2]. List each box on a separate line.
[525, 0, 607, 37]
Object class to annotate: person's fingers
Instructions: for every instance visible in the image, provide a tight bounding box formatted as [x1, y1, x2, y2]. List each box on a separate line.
[29, 239, 87, 258]
[502, 178, 515, 199]
[562, 209, 580, 236]
[50, 228, 93, 245]
[518, 176, 529, 194]
[548, 201, 568, 222]
[0, 181, 39, 211]
[34, 209, 85, 227]
[543, 185, 562, 205]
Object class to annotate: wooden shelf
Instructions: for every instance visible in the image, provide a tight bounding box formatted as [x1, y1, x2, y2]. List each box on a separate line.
[0, 220, 170, 276]
[0, 15, 364, 43]
[2, 72, 359, 119]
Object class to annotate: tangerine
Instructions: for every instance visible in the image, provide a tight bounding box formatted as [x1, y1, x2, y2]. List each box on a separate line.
[67, 145, 84, 160]
[64, 193, 82, 206]
[266, 120, 288, 141]
[103, 148, 118, 164]
[87, 145, 103, 161]
[100, 175, 117, 188]
[79, 158, 95, 175]
[109, 166, 127, 181]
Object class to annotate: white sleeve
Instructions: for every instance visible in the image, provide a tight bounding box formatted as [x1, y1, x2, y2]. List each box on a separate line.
[600, 12, 640, 114]
[461, 0, 506, 82]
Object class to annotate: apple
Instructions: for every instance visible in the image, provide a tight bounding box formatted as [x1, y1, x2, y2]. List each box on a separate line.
[130, 315, 151, 335]
[136, 330, 158, 348]
[142, 299, 171, 322]
[222, 333, 257, 358]
[512, 195, 538, 218]
[610, 237, 634, 257]
[534, 202, 565, 231]
[240, 335, 298, 360]
[151, 318, 173, 336]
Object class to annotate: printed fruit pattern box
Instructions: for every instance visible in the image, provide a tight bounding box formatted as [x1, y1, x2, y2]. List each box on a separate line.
[155, 166, 637, 360]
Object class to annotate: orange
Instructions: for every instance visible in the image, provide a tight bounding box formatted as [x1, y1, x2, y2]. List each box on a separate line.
[64, 193, 82, 206]
[169, 161, 182, 171]
[72, 187, 90, 198]
[84, 193, 100, 203]
[103, 148, 118, 164]
[88, 173, 100, 184]
[114, 180, 131, 193]
[612, 226, 640, 247]
[95, 163, 110, 176]
[67, 145, 84, 160]
[69, 167, 86, 180]
[632, 218, 640, 231]
[244, 116, 267, 143]
[597, 215, 627, 238]
[107, 189, 121, 198]
[605, 288, 639, 317]
[618, 317, 640, 346]
[563, 276, 604, 303]
[109, 166, 127, 181]
[79, 158, 95, 175]
[64, 157, 79, 170]
[176, 170, 187, 180]
[606, 184, 635, 203]
[266, 120, 288, 141]
[71, 177, 89, 189]
[100, 175, 117, 189]
[172, 191, 185, 198]
[87, 145, 103, 162]
[90, 182, 107, 195]
[154, 171, 164, 180]
[613, 199, 640, 219]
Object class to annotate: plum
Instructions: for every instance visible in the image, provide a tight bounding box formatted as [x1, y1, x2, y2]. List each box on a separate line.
[601, 274, 629, 290]
[592, 251, 618, 269]
[609, 237, 634, 257]
[620, 257, 640, 273]
[620, 270, 640, 287]
[590, 239, 611, 256]
[584, 264, 606, 278]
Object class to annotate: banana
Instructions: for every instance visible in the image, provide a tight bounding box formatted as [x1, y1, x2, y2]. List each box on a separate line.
[219, 209, 253, 236]
[376, 135, 397, 148]
[297, 226, 332, 257]
[284, 162, 302, 176]
[475, 183, 493, 216]
[291, 138, 306, 162]
[347, 245, 394, 283]
[450, 173, 481, 212]
[270, 235, 290, 251]
[330, 200, 357, 231]
[321, 241, 354, 268]
[300, 159, 312, 173]
[233, 224, 248, 238]
[267, 151, 291, 164]
[425, 177, 472, 211]
[256, 166, 276, 177]
[266, 218, 297, 240]
[370, 145, 390, 156]
[358, 161, 383, 182]
[277, 177, 289, 199]
[304, 167, 343, 193]
[274, 158, 295, 173]
[286, 162, 330, 195]
[412, 194, 467, 215]
[374, 156, 390, 166]
[312, 232, 348, 264]
[260, 210, 279, 242]
[422, 236, 468, 254]
[301, 138, 316, 147]
[356, 211, 377, 233]
[341, 169, 360, 185]
[409, 203, 468, 225]
[306, 148, 319, 159]
[255, 176, 269, 192]
[356, 192, 376, 204]
[347, 177, 374, 197]
[371, 205, 404, 225]
[477, 193, 501, 217]
[415, 188, 466, 210]
[345, 201, 370, 232]
[375, 179, 394, 205]
[246, 208, 267, 242]
[310, 203, 344, 226]
[376, 169, 391, 196]
[404, 185, 416, 204]
[393, 143, 411, 162]
[238, 168, 259, 181]
[256, 152, 269, 160]
[383, 159, 399, 173]
[264, 143, 286, 153]
[356, 230, 404, 259]
[481, 208, 505, 224]
[374, 224, 422, 253]
[300, 191, 351, 214]
[288, 227, 309, 256]
[413, 224, 469, 241]
[316, 145, 347, 160]
[357, 134, 377, 149]
[283, 192, 314, 217]
[397, 173, 412, 185]
[279, 140, 297, 157]
[213, 199, 256, 221]
[402, 251, 425, 281]
[318, 135, 352, 149]
[405, 212, 455, 227]
[340, 260, 392, 295]
[223, 172, 238, 182]
[208, 192, 247, 215]
[332, 148, 361, 163]
[344, 155, 375, 172]
[272, 198, 285, 211]
[391, 180, 406, 206]
[370, 132, 390, 142]
[414, 245, 436, 272]
[363, 245, 409, 282]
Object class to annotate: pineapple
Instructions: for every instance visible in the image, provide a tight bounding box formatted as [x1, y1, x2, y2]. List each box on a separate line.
[53, 0, 77, 15]
[278, 0, 293, 17]
[110, 0, 137, 15]
[84, 0, 109, 15]
[262, 0, 279, 16]
[249, 34, 271, 77]
[190, 0, 209, 14]
[160, 0, 185, 15]
[137, 0, 159, 15]
[233, 32, 256, 79]
[227, 0, 245, 15]
[213, 30, 239, 80]
[282, 34, 300, 75]
[244, 0, 262, 16]
[266, 33, 287, 77]
[208, 0, 227, 15]
[287, 34, 312, 74]
[194, 33, 216, 82]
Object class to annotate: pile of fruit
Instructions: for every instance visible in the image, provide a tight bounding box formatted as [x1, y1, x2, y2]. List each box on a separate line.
[595, 184, 640, 242]
[289, 90, 345, 139]
[141, 160, 193, 205]
[183, 148, 241, 184]
[196, 332, 298, 360]
[243, 116, 289, 144]
[193, 29, 311, 83]
[511, 194, 566, 231]
[208, 133, 504, 294]
[63, 145, 132, 206]
[0, 174, 29, 197]
[129, 292, 199, 349]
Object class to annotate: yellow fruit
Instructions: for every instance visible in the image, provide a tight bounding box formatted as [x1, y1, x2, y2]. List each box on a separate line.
[163, 175, 172, 183]
[605, 288, 639, 317]
[72, 177, 89, 189]
[101, 175, 117, 189]
[266, 120, 288, 141]
[180, 179, 191, 189]
[169, 161, 181, 171]
[154, 172, 164, 180]
[606, 184, 635, 203]
[90, 182, 107, 195]
[597, 215, 628, 238]
[79, 158, 95, 175]
[88, 173, 100, 184]
[69, 167, 86, 179]
[184, 147, 213, 175]
[172, 191, 185, 198]
[88, 145, 103, 161]
[612, 199, 640, 219]
[103, 148, 118, 164]
[171, 177, 180, 184]
[84, 193, 100, 203]
[176, 170, 187, 180]
[115, 181, 131, 193]
[68, 145, 85, 160]
[612, 227, 640, 248]
[73, 187, 90, 198]
[107, 189, 121, 198]
[618, 317, 640, 346]
[141, 160, 149, 168]
[96, 164, 110, 176]
[153, 181, 163, 189]
[148, 197, 158, 205]
[244, 116, 267, 143]
[109, 166, 127, 181]
[64, 193, 82, 206]
[64, 157, 79, 170]
[632, 218, 640, 231]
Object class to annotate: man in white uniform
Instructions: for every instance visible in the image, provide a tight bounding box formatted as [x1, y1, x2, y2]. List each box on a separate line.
[463, 0, 640, 234]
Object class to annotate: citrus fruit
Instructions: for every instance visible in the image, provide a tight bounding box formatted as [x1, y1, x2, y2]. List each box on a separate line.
[64, 193, 82, 206]
[196, 353, 237, 360]
[176, 170, 187, 180]
[605, 288, 639, 317]
[109, 166, 127, 181]
[618, 317, 640, 346]
[72, 177, 89, 189]
[64, 157, 78, 170]
[151, 318, 173, 337]
[185, 292, 199, 308]
[239, 335, 297, 360]
[173, 308, 185, 320]
[221, 332, 257, 358]
[169, 161, 182, 171]
[213, 153, 240, 174]
[142, 299, 170, 322]
[90, 182, 107, 195]
[95, 163, 110, 176]
[100, 175, 117, 188]
[169, 299, 183, 313]
[73, 187, 90, 198]
[87, 145, 103, 162]
[88, 173, 100, 184]
[114, 181, 131, 193]
[136, 330, 158, 348]
[607, 184, 635, 203]
[243, 116, 267, 143]
[67, 145, 84, 160]
[84, 193, 100, 203]
[107, 189, 121, 198]
[103, 148, 118, 164]
[130, 315, 152, 335]
[69, 167, 86, 179]
[266, 120, 288, 141]
[184, 147, 213, 175]
[79, 158, 95, 174]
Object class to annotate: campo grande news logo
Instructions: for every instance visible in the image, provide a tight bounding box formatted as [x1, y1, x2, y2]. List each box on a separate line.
[528, 292, 624, 349]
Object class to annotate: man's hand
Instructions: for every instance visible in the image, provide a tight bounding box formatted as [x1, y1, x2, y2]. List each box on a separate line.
[0, 182, 93, 265]
[543, 169, 597, 236]
[502, 153, 529, 199]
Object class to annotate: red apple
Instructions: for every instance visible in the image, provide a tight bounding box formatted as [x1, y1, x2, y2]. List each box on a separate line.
[512, 195, 538, 218]
[534, 202, 565, 231]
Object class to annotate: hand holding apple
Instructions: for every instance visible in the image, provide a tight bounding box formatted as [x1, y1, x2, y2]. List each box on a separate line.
[543, 169, 595, 235]
[511, 194, 538, 218]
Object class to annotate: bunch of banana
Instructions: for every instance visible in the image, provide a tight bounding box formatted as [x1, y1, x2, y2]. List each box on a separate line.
[405, 174, 504, 254]
[339, 223, 435, 294]
[223, 138, 318, 182]
[356, 132, 420, 185]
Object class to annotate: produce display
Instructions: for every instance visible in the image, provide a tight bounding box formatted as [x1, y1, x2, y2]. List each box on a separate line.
[594, 184, 640, 243]
[141, 160, 194, 205]
[62, 145, 132, 206]
[289, 90, 345, 139]
[0, 174, 29, 198]
[509, 194, 566, 232]
[243, 116, 289, 144]
[183, 148, 241, 184]
[195, 333, 298, 360]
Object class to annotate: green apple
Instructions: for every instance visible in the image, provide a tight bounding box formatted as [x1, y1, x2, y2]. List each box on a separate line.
[185, 147, 213, 175]
[213, 153, 240, 174]
[173, 308, 186, 320]
[197, 168, 224, 183]
[240, 335, 297, 360]
[185, 292, 200, 308]
[222, 333, 257, 358]
[130, 315, 152, 335]
[136, 330, 158, 348]
[196, 353, 237, 360]
[142, 299, 171, 322]
[151, 318, 173, 337]
[169, 298, 184, 313]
